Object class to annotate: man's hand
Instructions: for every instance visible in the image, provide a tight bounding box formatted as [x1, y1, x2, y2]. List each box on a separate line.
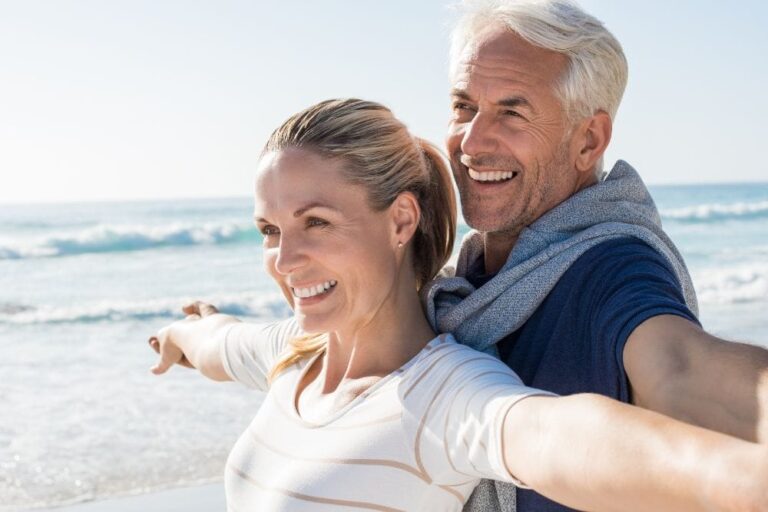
[625, 314, 768, 443]
[148, 301, 237, 381]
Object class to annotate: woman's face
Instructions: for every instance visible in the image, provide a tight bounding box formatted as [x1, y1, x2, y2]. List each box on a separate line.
[254, 148, 402, 335]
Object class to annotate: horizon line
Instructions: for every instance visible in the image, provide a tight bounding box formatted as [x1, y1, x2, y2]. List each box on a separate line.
[2, 180, 768, 207]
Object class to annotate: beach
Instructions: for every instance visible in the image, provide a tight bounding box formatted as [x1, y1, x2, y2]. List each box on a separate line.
[50, 483, 223, 512]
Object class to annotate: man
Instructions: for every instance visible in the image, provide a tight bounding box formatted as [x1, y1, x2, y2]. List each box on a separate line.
[421, 1, 768, 510]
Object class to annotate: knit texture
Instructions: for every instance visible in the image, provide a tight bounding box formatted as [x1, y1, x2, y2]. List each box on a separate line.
[423, 159, 698, 357]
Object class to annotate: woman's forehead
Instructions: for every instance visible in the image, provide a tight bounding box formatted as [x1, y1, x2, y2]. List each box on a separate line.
[253, 149, 364, 218]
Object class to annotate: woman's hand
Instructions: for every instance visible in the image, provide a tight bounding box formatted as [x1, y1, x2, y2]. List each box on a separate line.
[148, 301, 239, 381]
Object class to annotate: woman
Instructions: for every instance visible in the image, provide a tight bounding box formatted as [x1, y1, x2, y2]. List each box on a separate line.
[149, 98, 767, 511]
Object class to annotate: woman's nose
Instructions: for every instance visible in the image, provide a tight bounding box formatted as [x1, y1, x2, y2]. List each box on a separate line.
[273, 236, 309, 275]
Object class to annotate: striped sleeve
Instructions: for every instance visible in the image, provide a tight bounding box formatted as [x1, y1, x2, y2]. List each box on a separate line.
[219, 317, 302, 391]
[401, 339, 555, 488]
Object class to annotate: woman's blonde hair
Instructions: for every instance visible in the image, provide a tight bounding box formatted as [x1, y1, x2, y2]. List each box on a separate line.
[263, 98, 457, 381]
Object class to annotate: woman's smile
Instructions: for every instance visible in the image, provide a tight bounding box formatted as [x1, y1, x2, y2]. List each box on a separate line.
[291, 280, 338, 304]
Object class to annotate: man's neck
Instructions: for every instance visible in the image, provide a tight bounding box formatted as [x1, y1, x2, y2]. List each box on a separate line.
[481, 173, 601, 274]
[483, 231, 519, 275]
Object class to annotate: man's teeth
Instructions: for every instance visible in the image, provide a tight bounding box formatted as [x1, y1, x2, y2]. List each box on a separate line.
[468, 168, 516, 182]
[293, 280, 337, 299]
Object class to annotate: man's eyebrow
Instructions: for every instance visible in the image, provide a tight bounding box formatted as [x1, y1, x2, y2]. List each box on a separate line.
[253, 202, 341, 223]
[498, 96, 532, 109]
[450, 89, 472, 101]
[451, 90, 533, 110]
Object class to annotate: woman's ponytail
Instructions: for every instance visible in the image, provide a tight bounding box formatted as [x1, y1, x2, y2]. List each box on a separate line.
[412, 138, 457, 290]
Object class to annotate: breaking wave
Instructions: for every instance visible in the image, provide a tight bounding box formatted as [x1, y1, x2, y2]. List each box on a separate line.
[0, 222, 259, 260]
[0, 292, 292, 325]
[693, 264, 768, 304]
[661, 201, 768, 223]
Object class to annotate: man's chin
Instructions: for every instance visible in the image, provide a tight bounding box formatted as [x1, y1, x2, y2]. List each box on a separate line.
[463, 215, 516, 234]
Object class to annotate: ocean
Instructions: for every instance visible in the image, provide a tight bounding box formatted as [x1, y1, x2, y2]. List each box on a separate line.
[1, 182, 767, 510]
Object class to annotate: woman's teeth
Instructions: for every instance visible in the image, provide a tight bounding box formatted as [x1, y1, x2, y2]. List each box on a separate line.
[468, 168, 516, 182]
[293, 280, 337, 298]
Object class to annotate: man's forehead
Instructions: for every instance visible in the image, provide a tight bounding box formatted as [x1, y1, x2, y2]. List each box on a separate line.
[452, 27, 568, 89]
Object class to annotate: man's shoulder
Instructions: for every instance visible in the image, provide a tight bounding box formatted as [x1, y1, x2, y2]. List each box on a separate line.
[557, 237, 677, 287]
[574, 236, 668, 263]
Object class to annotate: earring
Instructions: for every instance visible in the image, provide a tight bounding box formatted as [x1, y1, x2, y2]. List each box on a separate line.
[397, 241, 404, 248]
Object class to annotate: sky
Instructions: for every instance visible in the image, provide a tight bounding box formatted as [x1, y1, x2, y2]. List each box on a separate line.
[1, 0, 767, 204]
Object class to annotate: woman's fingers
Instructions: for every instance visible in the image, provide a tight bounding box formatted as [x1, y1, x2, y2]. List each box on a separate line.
[148, 328, 195, 372]
[151, 342, 183, 375]
[182, 301, 219, 317]
[149, 303, 225, 374]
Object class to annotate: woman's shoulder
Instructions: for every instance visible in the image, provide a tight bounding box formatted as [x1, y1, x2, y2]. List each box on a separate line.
[419, 333, 511, 369]
[400, 333, 523, 399]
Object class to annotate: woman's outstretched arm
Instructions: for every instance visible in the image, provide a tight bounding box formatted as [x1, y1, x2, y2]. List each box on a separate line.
[149, 302, 241, 381]
[503, 394, 767, 512]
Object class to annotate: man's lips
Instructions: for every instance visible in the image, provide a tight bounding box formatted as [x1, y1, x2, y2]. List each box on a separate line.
[467, 167, 519, 183]
[462, 163, 520, 184]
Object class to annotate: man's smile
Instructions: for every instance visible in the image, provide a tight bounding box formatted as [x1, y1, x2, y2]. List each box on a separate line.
[467, 167, 519, 183]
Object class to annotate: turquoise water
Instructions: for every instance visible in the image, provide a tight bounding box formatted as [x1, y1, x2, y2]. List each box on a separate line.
[1, 182, 767, 509]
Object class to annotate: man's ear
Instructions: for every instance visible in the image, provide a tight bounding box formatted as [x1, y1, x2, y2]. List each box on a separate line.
[390, 191, 421, 248]
[572, 110, 612, 174]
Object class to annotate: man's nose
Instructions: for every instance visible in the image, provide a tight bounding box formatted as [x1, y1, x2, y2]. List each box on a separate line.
[460, 114, 497, 157]
[274, 236, 309, 275]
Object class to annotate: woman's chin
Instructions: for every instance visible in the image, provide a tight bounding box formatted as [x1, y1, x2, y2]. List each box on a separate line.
[294, 312, 333, 335]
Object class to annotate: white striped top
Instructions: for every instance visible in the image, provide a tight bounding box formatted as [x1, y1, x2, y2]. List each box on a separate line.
[220, 319, 550, 511]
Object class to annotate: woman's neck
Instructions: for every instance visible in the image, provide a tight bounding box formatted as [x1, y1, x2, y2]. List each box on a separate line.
[319, 285, 435, 395]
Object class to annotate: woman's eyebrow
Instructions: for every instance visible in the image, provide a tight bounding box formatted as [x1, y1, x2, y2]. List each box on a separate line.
[253, 202, 341, 223]
[292, 202, 342, 218]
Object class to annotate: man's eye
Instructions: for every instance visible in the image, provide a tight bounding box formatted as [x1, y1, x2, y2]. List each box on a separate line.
[452, 101, 474, 111]
[452, 102, 476, 121]
[502, 110, 524, 119]
[307, 217, 328, 228]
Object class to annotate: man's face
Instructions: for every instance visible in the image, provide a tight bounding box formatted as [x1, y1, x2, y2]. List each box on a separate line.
[447, 27, 582, 236]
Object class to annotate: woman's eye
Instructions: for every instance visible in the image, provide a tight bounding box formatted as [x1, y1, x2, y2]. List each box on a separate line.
[260, 225, 280, 236]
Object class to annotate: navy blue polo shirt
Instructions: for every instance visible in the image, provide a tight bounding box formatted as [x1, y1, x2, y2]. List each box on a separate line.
[465, 237, 699, 512]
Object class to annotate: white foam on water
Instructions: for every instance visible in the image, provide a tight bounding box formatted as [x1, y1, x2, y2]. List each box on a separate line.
[0, 292, 292, 325]
[0, 221, 257, 260]
[693, 263, 768, 304]
[661, 200, 768, 222]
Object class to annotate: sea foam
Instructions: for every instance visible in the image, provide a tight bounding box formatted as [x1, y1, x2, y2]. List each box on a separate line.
[661, 200, 768, 222]
[0, 221, 258, 260]
[694, 264, 768, 304]
[0, 292, 292, 325]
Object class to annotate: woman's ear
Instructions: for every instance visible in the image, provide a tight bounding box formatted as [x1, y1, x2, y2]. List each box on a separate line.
[389, 191, 421, 248]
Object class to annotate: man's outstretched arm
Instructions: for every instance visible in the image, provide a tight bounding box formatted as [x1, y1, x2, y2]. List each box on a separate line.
[625, 314, 768, 443]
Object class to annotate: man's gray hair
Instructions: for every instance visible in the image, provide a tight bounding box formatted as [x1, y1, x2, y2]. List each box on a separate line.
[450, 0, 628, 124]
